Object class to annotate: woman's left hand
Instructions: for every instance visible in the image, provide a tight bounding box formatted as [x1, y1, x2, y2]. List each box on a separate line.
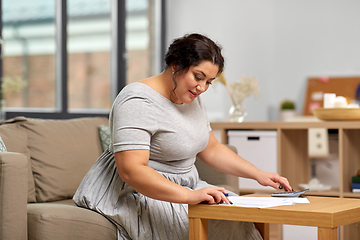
[256, 171, 292, 191]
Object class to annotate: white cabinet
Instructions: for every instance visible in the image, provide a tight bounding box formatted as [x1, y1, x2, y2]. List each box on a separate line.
[228, 130, 277, 191]
[283, 225, 318, 240]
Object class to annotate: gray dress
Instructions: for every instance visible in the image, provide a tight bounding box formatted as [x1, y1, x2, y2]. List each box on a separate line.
[73, 83, 262, 240]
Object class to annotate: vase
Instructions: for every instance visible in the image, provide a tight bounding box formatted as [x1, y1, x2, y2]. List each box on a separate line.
[228, 103, 247, 122]
[279, 110, 296, 121]
[0, 100, 5, 122]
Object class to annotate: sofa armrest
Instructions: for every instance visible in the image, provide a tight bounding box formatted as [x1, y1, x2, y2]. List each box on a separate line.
[195, 145, 239, 194]
[0, 152, 28, 240]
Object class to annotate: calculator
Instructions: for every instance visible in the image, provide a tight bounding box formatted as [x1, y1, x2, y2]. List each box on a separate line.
[271, 189, 309, 198]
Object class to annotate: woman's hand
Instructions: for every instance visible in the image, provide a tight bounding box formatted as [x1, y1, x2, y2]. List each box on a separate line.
[187, 186, 231, 205]
[255, 171, 292, 191]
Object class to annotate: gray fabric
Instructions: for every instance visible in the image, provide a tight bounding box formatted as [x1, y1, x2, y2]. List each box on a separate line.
[73, 82, 262, 240]
[74, 150, 261, 240]
[109, 82, 210, 174]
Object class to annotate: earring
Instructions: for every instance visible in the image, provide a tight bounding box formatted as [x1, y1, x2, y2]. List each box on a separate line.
[172, 71, 174, 75]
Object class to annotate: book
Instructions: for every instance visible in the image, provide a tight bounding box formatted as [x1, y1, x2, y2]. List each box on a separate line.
[352, 176, 360, 183]
[352, 182, 360, 190]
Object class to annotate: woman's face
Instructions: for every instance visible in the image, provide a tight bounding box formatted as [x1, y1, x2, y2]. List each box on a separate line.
[172, 61, 219, 104]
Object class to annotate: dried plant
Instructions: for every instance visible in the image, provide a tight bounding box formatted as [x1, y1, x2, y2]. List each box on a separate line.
[215, 73, 260, 106]
[215, 72, 228, 86]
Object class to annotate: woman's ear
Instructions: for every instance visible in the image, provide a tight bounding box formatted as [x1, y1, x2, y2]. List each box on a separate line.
[171, 63, 177, 73]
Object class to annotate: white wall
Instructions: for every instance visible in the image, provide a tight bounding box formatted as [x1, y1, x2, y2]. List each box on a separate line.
[166, 0, 360, 121]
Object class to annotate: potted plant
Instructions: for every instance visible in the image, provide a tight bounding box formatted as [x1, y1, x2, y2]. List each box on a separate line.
[279, 99, 296, 121]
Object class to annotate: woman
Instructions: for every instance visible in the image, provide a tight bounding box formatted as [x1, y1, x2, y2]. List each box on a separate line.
[73, 33, 292, 240]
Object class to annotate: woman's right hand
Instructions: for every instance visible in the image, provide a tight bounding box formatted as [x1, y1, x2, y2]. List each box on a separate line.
[187, 186, 231, 205]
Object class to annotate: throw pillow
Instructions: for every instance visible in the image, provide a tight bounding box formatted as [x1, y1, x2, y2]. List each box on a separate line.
[98, 124, 110, 152]
[0, 136, 7, 152]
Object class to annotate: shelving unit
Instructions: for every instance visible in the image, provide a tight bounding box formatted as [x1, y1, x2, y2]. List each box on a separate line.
[211, 121, 360, 239]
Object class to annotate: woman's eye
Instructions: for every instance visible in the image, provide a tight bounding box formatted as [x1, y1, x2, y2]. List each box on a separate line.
[194, 74, 201, 80]
[207, 81, 212, 85]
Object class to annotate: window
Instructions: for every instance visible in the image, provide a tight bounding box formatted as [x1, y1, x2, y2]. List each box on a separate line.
[2, 1, 56, 109]
[0, 0, 165, 119]
[126, 0, 158, 84]
[67, 0, 111, 111]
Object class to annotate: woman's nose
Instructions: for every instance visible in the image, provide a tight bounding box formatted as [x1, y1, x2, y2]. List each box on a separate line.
[197, 81, 207, 92]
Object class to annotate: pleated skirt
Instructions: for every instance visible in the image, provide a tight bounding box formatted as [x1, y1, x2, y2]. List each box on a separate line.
[73, 149, 262, 240]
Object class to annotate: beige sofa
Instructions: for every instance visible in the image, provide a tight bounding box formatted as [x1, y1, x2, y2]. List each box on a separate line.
[0, 116, 239, 240]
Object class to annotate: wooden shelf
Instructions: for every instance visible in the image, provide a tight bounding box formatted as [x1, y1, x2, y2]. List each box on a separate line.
[342, 192, 360, 198]
[240, 189, 341, 197]
[211, 121, 360, 130]
[306, 190, 340, 197]
[211, 121, 360, 240]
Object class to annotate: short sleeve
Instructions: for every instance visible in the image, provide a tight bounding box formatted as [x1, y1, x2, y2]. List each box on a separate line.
[111, 95, 157, 153]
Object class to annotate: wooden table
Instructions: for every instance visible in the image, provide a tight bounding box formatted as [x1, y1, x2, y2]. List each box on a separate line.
[188, 196, 360, 240]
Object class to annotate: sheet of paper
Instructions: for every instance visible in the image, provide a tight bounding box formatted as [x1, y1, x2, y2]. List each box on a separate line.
[291, 197, 310, 204]
[222, 196, 310, 208]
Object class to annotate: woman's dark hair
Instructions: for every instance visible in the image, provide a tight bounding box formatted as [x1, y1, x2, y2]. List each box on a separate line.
[164, 33, 224, 75]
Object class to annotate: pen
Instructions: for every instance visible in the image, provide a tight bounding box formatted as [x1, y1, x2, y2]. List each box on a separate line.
[223, 192, 233, 205]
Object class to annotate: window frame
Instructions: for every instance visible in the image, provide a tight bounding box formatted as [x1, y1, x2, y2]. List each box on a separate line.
[0, 0, 166, 120]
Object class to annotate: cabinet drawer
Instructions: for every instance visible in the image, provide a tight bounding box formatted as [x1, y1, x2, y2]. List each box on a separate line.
[228, 130, 277, 190]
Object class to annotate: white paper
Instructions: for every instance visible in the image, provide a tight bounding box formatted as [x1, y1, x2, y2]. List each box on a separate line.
[291, 198, 310, 204]
[222, 196, 310, 208]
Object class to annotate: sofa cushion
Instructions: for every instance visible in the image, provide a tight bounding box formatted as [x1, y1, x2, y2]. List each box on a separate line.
[21, 117, 108, 202]
[195, 145, 240, 194]
[0, 117, 36, 203]
[27, 200, 117, 240]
